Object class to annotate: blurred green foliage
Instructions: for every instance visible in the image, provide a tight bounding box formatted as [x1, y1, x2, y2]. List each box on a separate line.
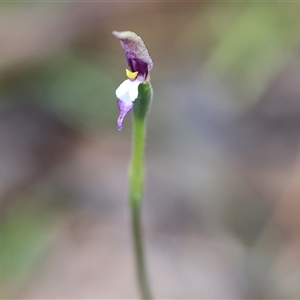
[0, 197, 54, 297]
[1, 52, 117, 131]
[183, 3, 300, 106]
[43, 54, 117, 130]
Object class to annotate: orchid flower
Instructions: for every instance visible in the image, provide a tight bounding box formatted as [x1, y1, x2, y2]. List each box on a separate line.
[112, 30, 154, 299]
[113, 31, 153, 130]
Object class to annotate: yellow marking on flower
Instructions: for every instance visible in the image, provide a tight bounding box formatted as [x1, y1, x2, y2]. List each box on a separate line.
[126, 69, 138, 80]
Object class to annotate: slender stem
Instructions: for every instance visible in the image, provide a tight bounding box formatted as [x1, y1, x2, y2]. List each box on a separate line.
[128, 117, 152, 300]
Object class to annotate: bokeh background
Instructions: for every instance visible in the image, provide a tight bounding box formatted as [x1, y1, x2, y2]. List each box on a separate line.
[1, 1, 300, 298]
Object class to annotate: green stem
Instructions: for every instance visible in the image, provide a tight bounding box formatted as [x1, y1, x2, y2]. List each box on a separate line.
[128, 117, 152, 300]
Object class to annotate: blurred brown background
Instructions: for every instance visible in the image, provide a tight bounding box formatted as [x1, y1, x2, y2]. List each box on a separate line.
[1, 1, 300, 298]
